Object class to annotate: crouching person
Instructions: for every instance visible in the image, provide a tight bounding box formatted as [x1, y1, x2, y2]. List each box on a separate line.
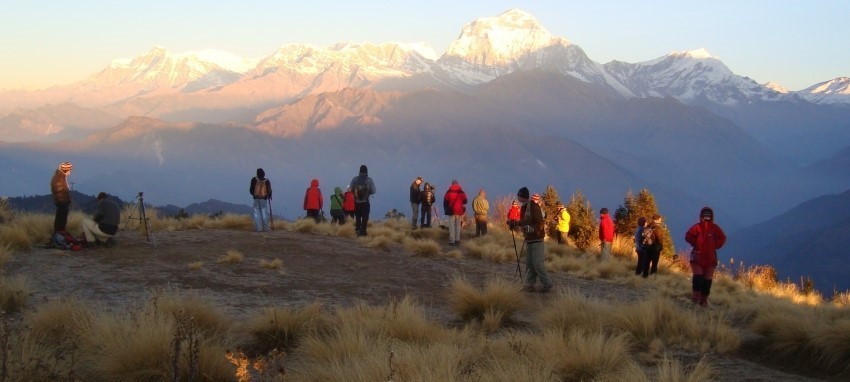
[80, 192, 121, 247]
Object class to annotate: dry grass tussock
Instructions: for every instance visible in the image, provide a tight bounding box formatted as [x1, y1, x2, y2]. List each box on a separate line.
[402, 237, 442, 258]
[0, 275, 31, 313]
[241, 301, 325, 355]
[216, 249, 244, 264]
[0, 244, 13, 269]
[187, 261, 204, 270]
[653, 355, 714, 382]
[461, 235, 518, 263]
[448, 276, 524, 325]
[259, 258, 283, 269]
[744, 301, 850, 375]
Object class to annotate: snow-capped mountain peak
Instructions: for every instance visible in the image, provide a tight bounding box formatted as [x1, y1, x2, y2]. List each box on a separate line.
[764, 82, 789, 94]
[443, 8, 569, 66]
[798, 77, 850, 105]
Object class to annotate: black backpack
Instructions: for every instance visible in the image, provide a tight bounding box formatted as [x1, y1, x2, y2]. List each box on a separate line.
[353, 177, 369, 202]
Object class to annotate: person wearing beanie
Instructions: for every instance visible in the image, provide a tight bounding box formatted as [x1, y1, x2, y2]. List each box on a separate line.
[472, 189, 490, 236]
[350, 164, 376, 236]
[510, 186, 552, 293]
[598, 207, 615, 260]
[420, 182, 436, 228]
[249, 168, 272, 232]
[80, 192, 121, 247]
[303, 178, 324, 222]
[685, 207, 727, 306]
[443, 180, 468, 245]
[50, 161, 73, 232]
[410, 176, 423, 229]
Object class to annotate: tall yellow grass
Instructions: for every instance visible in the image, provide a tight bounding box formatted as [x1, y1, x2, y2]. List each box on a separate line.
[448, 276, 525, 325]
[0, 275, 31, 313]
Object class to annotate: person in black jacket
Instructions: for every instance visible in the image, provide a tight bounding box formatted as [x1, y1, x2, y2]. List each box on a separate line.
[419, 182, 435, 228]
[409, 176, 422, 229]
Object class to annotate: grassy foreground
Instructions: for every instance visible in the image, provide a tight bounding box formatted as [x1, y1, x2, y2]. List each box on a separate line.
[0, 207, 848, 381]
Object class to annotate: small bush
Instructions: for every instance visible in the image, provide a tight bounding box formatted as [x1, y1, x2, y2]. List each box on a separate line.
[216, 249, 244, 264]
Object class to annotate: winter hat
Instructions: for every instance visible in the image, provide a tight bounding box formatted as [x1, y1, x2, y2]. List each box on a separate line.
[531, 193, 541, 203]
[451, 179, 458, 185]
[600, 207, 609, 215]
[517, 187, 530, 199]
[59, 161, 73, 173]
[359, 165, 368, 175]
[512, 200, 518, 206]
[256, 168, 265, 179]
[700, 207, 714, 221]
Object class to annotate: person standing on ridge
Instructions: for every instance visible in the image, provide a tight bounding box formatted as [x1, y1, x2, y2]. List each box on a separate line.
[420, 182, 435, 228]
[303, 179, 323, 222]
[350, 165, 376, 236]
[343, 186, 356, 220]
[249, 168, 272, 232]
[685, 207, 726, 307]
[555, 202, 571, 246]
[510, 187, 553, 293]
[599, 207, 615, 260]
[51, 161, 73, 233]
[640, 214, 665, 277]
[443, 180, 467, 246]
[634, 217, 648, 275]
[472, 188, 490, 236]
[410, 176, 423, 229]
[330, 186, 345, 225]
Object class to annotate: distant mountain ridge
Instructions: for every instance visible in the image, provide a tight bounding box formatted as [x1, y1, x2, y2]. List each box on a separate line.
[726, 189, 850, 294]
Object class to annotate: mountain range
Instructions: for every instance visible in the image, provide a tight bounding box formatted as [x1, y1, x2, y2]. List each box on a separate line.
[1, 9, 849, 289]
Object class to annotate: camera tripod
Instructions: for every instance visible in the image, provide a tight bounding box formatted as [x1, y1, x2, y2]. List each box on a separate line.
[119, 192, 157, 248]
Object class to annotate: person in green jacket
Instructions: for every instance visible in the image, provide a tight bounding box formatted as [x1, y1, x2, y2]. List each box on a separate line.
[329, 186, 345, 225]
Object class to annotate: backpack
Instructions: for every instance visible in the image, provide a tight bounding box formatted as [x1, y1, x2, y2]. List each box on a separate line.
[353, 177, 369, 203]
[253, 177, 269, 199]
[641, 226, 655, 247]
[51, 231, 81, 251]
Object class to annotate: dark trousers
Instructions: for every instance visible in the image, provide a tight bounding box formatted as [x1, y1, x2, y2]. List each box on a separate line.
[642, 248, 661, 277]
[354, 202, 370, 235]
[475, 215, 488, 236]
[344, 211, 355, 219]
[330, 209, 345, 225]
[420, 204, 432, 227]
[635, 249, 648, 275]
[306, 209, 320, 222]
[54, 202, 70, 232]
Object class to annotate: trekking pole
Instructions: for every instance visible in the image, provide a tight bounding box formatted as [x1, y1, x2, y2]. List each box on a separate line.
[268, 197, 274, 231]
[509, 224, 522, 279]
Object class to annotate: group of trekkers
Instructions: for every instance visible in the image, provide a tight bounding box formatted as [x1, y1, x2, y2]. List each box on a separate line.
[50, 161, 727, 306]
[249, 165, 376, 236]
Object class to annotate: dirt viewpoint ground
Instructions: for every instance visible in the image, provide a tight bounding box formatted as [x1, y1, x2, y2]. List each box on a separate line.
[9, 227, 825, 381]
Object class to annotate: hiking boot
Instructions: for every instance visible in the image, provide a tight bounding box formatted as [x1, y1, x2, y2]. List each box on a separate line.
[521, 285, 536, 293]
[699, 296, 709, 307]
[539, 285, 553, 293]
[691, 291, 701, 304]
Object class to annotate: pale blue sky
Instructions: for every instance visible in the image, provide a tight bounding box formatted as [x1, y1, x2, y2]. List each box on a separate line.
[1, 0, 847, 91]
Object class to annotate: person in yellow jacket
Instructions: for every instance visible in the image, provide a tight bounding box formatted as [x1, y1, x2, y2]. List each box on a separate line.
[555, 202, 571, 246]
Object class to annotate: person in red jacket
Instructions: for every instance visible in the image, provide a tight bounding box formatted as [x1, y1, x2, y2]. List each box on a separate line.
[685, 206, 727, 307]
[303, 179, 323, 222]
[599, 207, 615, 260]
[506, 200, 521, 230]
[343, 186, 355, 220]
[443, 180, 468, 246]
